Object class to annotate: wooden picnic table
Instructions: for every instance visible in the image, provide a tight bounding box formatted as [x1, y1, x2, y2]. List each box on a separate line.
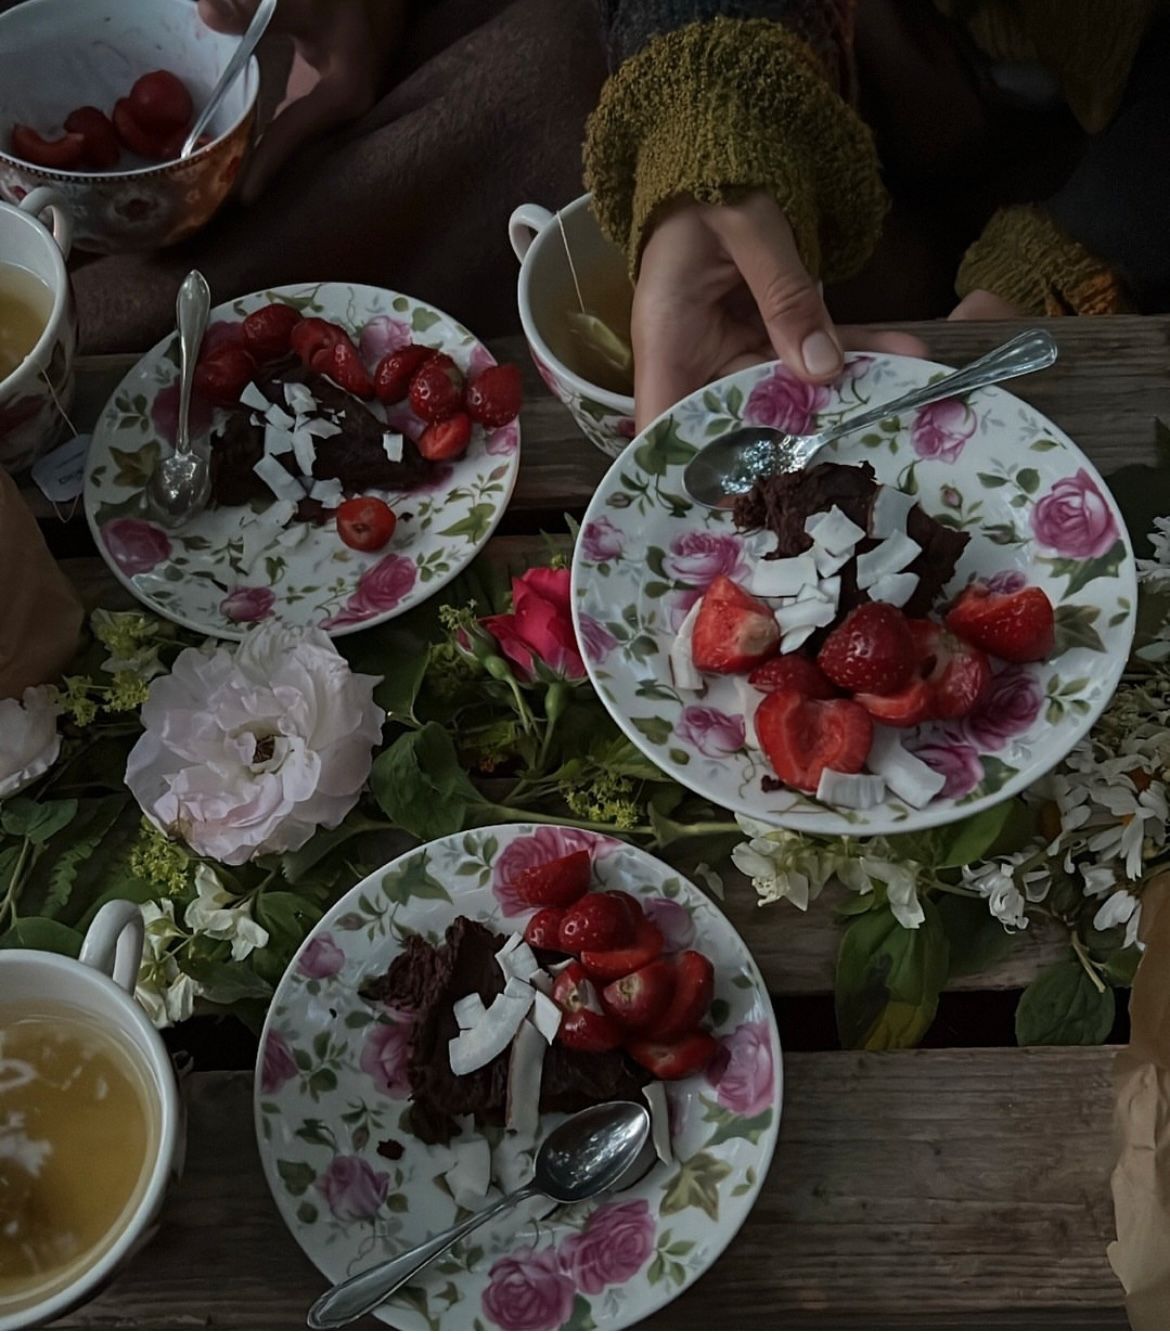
[45, 315, 1167, 1331]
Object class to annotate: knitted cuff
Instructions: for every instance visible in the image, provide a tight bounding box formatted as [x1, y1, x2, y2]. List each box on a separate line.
[583, 16, 888, 281]
[956, 205, 1136, 315]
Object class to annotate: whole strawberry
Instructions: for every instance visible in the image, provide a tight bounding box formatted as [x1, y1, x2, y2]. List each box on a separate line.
[946, 582, 1055, 663]
[466, 363, 522, 428]
[409, 352, 464, 422]
[817, 602, 915, 695]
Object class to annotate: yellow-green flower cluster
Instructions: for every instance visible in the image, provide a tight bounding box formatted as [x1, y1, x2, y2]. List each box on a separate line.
[561, 772, 641, 829]
[129, 821, 192, 897]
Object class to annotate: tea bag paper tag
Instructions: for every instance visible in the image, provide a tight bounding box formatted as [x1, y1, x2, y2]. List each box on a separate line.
[31, 434, 90, 504]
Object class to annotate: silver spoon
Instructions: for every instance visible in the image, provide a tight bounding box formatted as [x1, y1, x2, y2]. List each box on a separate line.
[181, 0, 277, 158]
[682, 327, 1058, 509]
[307, 1100, 651, 1331]
[146, 270, 212, 528]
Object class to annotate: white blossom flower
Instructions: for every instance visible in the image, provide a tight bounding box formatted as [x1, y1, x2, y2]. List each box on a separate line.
[731, 822, 841, 911]
[125, 622, 385, 865]
[184, 865, 269, 961]
[839, 855, 925, 929]
[0, 686, 61, 798]
[1081, 865, 1116, 898]
[1087, 784, 1168, 880]
[136, 901, 201, 1028]
[1093, 889, 1142, 947]
[964, 863, 1028, 930]
[1137, 517, 1170, 591]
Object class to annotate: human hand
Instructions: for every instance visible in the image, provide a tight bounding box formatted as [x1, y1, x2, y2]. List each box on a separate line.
[198, 0, 397, 203]
[949, 290, 1023, 320]
[631, 192, 927, 430]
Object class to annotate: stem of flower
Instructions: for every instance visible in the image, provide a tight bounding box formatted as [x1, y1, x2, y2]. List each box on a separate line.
[1070, 931, 1108, 993]
[1, 837, 33, 926]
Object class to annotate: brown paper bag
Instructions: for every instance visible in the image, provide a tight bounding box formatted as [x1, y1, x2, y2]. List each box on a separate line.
[0, 468, 82, 698]
[1108, 872, 1170, 1327]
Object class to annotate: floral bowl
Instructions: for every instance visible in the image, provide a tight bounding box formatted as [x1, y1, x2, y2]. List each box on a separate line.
[255, 824, 781, 1330]
[0, 0, 258, 254]
[572, 353, 1138, 836]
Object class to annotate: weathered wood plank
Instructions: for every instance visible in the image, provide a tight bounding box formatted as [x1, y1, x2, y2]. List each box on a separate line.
[56, 1050, 1124, 1330]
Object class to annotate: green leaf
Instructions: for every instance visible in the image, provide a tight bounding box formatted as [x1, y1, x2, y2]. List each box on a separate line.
[1030, 438, 1061, 452]
[563, 1295, 596, 1330]
[704, 1105, 773, 1148]
[1015, 960, 1115, 1045]
[41, 794, 126, 914]
[439, 502, 496, 544]
[936, 894, 1015, 977]
[295, 1119, 334, 1147]
[661, 1150, 732, 1221]
[279, 813, 387, 883]
[255, 891, 321, 950]
[835, 900, 949, 1050]
[710, 997, 730, 1027]
[633, 419, 697, 477]
[369, 723, 481, 840]
[977, 472, 1009, 488]
[933, 801, 1014, 869]
[632, 715, 672, 746]
[1046, 539, 1128, 599]
[296, 1201, 318, 1225]
[382, 850, 452, 907]
[411, 308, 441, 333]
[1016, 467, 1040, 495]
[1, 797, 78, 845]
[1053, 603, 1106, 655]
[975, 755, 1017, 798]
[0, 917, 83, 956]
[110, 441, 160, 488]
[182, 959, 273, 1005]
[277, 1159, 317, 1197]
[1102, 946, 1141, 987]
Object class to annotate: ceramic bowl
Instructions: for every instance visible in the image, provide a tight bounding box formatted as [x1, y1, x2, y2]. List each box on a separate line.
[0, 0, 259, 254]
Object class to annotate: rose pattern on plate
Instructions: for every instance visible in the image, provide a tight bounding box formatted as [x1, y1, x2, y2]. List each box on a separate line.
[1031, 468, 1119, 558]
[358, 1013, 413, 1099]
[663, 531, 750, 626]
[577, 613, 619, 666]
[910, 738, 984, 800]
[220, 586, 275, 624]
[260, 1029, 298, 1094]
[707, 1020, 774, 1117]
[744, 364, 830, 435]
[580, 517, 624, 564]
[296, 932, 345, 980]
[644, 897, 696, 952]
[358, 315, 412, 367]
[482, 1247, 576, 1330]
[491, 825, 619, 916]
[317, 1154, 390, 1222]
[910, 397, 977, 463]
[964, 666, 1044, 752]
[323, 553, 419, 630]
[676, 707, 745, 758]
[102, 517, 171, 576]
[557, 1199, 656, 1295]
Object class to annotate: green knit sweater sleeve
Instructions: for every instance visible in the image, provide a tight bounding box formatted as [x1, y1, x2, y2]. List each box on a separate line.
[583, 16, 888, 280]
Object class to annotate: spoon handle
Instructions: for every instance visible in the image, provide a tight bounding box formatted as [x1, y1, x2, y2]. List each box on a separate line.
[799, 328, 1058, 464]
[173, 271, 211, 458]
[181, 0, 277, 158]
[307, 1185, 540, 1330]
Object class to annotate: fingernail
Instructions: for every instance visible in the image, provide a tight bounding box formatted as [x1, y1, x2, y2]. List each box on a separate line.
[801, 330, 842, 378]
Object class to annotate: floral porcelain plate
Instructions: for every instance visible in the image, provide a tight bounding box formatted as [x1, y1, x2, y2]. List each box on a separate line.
[572, 354, 1137, 835]
[84, 283, 520, 640]
[255, 824, 781, 1331]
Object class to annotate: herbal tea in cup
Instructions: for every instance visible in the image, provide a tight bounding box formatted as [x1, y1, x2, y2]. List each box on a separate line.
[0, 262, 51, 384]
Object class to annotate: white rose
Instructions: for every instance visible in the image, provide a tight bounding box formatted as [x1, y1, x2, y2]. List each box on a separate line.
[125, 623, 385, 865]
[0, 687, 61, 799]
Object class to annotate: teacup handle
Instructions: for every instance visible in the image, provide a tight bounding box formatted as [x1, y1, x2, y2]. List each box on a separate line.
[79, 901, 145, 995]
[20, 186, 73, 260]
[508, 203, 554, 263]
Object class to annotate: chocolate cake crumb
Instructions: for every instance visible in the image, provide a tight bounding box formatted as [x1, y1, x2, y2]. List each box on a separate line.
[376, 1138, 405, 1161]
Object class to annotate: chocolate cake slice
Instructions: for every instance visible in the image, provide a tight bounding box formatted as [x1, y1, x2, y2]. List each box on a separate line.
[362, 918, 647, 1145]
[732, 461, 968, 619]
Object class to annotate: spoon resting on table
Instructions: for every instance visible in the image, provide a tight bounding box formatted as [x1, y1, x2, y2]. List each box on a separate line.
[682, 327, 1058, 509]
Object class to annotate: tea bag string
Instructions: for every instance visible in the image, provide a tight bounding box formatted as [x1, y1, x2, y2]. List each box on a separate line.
[557, 209, 587, 315]
[38, 365, 83, 523]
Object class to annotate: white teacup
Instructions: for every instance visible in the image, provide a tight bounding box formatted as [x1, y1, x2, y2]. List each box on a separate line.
[510, 193, 637, 459]
[0, 186, 77, 475]
[0, 901, 183, 1330]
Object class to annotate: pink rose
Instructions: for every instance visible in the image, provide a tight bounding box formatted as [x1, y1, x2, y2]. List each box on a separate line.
[322, 554, 418, 629]
[745, 364, 830, 435]
[1030, 469, 1119, 558]
[316, 1154, 389, 1222]
[557, 1199, 656, 1295]
[359, 1013, 413, 1098]
[151, 381, 213, 446]
[358, 316, 412, 368]
[676, 706, 745, 757]
[578, 613, 618, 666]
[482, 1247, 575, 1330]
[910, 738, 983, 799]
[644, 897, 695, 951]
[297, 932, 345, 980]
[487, 421, 520, 455]
[102, 517, 171, 576]
[911, 398, 976, 463]
[662, 531, 748, 588]
[984, 569, 1027, 595]
[707, 1019, 774, 1117]
[493, 826, 618, 916]
[200, 319, 244, 357]
[383, 400, 428, 440]
[616, 418, 637, 440]
[581, 517, 624, 564]
[260, 1029, 298, 1094]
[469, 344, 497, 378]
[220, 585, 275, 624]
[482, 567, 585, 681]
[964, 666, 1043, 752]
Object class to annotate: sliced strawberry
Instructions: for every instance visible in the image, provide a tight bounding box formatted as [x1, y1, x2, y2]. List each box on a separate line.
[418, 412, 472, 462]
[646, 951, 715, 1041]
[691, 576, 780, 675]
[748, 654, 836, 698]
[559, 1008, 624, 1052]
[818, 602, 915, 694]
[10, 125, 86, 169]
[606, 891, 645, 933]
[946, 582, 1055, 663]
[465, 363, 522, 428]
[193, 345, 257, 408]
[755, 690, 873, 793]
[523, 906, 565, 952]
[242, 302, 300, 363]
[507, 848, 591, 909]
[626, 1031, 718, 1081]
[558, 893, 631, 953]
[319, 337, 375, 399]
[579, 920, 664, 982]
[551, 960, 603, 1013]
[409, 352, 464, 422]
[601, 960, 675, 1031]
[63, 107, 121, 170]
[289, 317, 347, 370]
[855, 677, 933, 728]
[374, 344, 433, 403]
[911, 619, 990, 720]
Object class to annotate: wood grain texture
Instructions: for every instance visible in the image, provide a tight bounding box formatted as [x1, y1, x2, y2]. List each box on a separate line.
[56, 1051, 1125, 1330]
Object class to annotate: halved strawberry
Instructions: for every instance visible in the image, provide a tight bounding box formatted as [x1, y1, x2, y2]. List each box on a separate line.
[646, 951, 714, 1041]
[946, 582, 1055, 663]
[290, 317, 347, 369]
[912, 619, 990, 720]
[523, 906, 565, 952]
[579, 920, 664, 982]
[691, 576, 780, 674]
[601, 959, 675, 1031]
[552, 961, 603, 1014]
[755, 690, 873, 792]
[626, 1031, 718, 1081]
[418, 412, 472, 461]
[817, 602, 915, 694]
[558, 893, 631, 953]
[748, 654, 836, 698]
[606, 891, 645, 932]
[855, 678, 933, 728]
[559, 1009, 624, 1052]
[507, 848, 591, 909]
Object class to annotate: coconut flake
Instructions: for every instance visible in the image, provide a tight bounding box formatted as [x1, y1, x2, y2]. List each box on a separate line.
[309, 478, 345, 507]
[382, 432, 405, 464]
[453, 993, 487, 1030]
[774, 597, 837, 636]
[669, 598, 704, 692]
[265, 402, 296, 432]
[781, 626, 816, 653]
[284, 382, 317, 415]
[505, 1020, 545, 1139]
[736, 677, 761, 749]
[813, 544, 851, 578]
[305, 418, 343, 440]
[496, 936, 540, 984]
[240, 381, 270, 412]
[529, 968, 554, 997]
[805, 506, 866, 556]
[868, 727, 946, 807]
[448, 990, 532, 1076]
[816, 769, 888, 809]
[291, 427, 317, 479]
[275, 523, 311, 549]
[263, 420, 294, 459]
[868, 571, 920, 609]
[744, 552, 818, 599]
[252, 453, 305, 503]
[643, 1083, 674, 1164]
[856, 532, 921, 591]
[443, 1136, 493, 1209]
[531, 991, 561, 1043]
[545, 958, 575, 976]
[869, 485, 918, 540]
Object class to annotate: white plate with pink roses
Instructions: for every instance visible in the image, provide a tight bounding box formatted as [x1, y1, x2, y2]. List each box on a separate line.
[255, 824, 780, 1330]
[572, 353, 1137, 836]
[84, 282, 520, 641]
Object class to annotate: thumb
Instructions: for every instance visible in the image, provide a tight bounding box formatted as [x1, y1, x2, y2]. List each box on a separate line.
[197, 0, 255, 35]
[722, 204, 843, 382]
